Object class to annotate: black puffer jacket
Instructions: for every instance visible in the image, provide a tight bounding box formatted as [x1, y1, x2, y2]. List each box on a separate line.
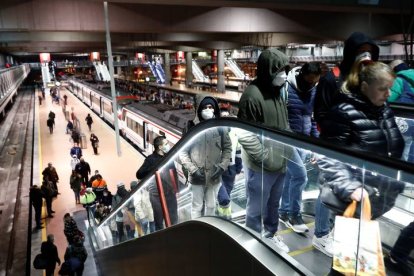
[320, 92, 404, 158]
[318, 92, 405, 218]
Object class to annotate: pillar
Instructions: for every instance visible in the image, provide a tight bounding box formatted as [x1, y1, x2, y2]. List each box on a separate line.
[164, 53, 171, 85]
[185, 52, 193, 87]
[217, 49, 225, 93]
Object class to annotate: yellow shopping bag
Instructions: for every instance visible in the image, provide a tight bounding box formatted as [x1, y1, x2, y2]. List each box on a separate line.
[332, 197, 385, 276]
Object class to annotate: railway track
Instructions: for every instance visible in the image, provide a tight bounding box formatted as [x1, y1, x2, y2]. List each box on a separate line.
[0, 88, 34, 275]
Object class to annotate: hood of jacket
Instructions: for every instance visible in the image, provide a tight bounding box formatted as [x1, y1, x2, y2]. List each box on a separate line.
[340, 32, 379, 77]
[193, 94, 220, 124]
[252, 48, 289, 96]
[286, 66, 301, 91]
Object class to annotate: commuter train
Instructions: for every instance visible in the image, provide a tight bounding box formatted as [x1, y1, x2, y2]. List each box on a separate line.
[67, 79, 194, 155]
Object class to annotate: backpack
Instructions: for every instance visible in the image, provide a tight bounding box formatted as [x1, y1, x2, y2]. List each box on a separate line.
[397, 75, 414, 103]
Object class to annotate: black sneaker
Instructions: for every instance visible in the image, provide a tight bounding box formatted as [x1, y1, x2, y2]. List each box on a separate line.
[279, 213, 290, 227]
[385, 255, 412, 276]
[287, 215, 309, 233]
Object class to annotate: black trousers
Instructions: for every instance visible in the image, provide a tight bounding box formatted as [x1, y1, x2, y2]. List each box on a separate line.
[45, 197, 53, 216]
[150, 193, 178, 230]
[391, 221, 414, 263]
[33, 204, 42, 227]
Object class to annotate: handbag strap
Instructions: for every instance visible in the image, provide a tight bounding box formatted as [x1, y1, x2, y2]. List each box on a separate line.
[343, 196, 372, 221]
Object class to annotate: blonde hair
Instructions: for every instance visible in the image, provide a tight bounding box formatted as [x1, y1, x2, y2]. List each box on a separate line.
[341, 61, 395, 94]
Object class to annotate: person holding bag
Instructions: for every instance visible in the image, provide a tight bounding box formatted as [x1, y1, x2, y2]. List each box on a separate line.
[313, 61, 405, 257]
[60, 235, 88, 276]
[41, 234, 61, 276]
[332, 196, 386, 276]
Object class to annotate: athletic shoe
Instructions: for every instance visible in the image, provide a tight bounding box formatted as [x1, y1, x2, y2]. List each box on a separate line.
[384, 255, 412, 276]
[279, 213, 290, 228]
[268, 235, 290, 253]
[287, 215, 309, 233]
[312, 233, 333, 257]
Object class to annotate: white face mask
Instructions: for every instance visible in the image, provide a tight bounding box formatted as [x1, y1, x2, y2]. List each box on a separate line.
[201, 109, 215, 120]
[272, 71, 287, 87]
[161, 144, 170, 154]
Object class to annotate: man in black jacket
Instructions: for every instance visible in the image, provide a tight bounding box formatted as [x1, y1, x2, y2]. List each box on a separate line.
[41, 234, 61, 276]
[30, 185, 44, 229]
[75, 157, 91, 185]
[136, 135, 178, 230]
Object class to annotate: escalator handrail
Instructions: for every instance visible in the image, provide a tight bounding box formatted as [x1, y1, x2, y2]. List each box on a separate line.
[95, 117, 414, 228]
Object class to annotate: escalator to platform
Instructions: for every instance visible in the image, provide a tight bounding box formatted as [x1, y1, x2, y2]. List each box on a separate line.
[88, 118, 414, 276]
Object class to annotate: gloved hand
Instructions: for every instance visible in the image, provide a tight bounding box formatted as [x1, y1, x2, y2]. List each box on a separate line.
[211, 165, 224, 180]
[192, 168, 205, 182]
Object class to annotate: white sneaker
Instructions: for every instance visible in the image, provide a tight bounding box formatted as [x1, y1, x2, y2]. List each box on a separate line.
[312, 233, 333, 257]
[268, 235, 290, 253]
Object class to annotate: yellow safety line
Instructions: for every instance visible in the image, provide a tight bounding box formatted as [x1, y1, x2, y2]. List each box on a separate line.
[288, 245, 315, 257]
[36, 93, 47, 242]
[277, 221, 315, 235]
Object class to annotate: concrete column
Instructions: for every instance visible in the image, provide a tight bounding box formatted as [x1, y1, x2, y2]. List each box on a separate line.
[116, 56, 122, 76]
[164, 53, 171, 85]
[217, 49, 225, 93]
[185, 52, 193, 87]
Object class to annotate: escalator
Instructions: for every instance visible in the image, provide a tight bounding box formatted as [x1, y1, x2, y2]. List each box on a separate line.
[155, 62, 166, 84]
[148, 61, 162, 83]
[192, 60, 209, 83]
[225, 59, 245, 79]
[88, 118, 414, 276]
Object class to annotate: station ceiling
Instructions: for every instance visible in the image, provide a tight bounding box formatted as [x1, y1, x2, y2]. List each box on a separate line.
[0, 0, 412, 57]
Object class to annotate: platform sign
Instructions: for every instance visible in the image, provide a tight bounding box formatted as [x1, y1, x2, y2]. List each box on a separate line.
[90, 52, 100, 61]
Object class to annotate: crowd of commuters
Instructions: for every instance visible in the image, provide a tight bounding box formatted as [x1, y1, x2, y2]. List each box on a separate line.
[30, 31, 414, 276]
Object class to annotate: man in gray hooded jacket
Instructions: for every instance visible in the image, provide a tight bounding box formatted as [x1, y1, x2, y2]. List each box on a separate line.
[179, 94, 232, 218]
[237, 48, 292, 253]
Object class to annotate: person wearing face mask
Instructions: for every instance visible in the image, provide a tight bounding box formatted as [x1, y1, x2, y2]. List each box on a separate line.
[179, 94, 232, 218]
[136, 135, 178, 230]
[313, 61, 405, 261]
[237, 48, 292, 253]
[314, 32, 380, 129]
[279, 62, 321, 234]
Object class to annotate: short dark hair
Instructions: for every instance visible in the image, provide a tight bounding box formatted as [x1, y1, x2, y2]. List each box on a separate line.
[154, 136, 166, 150]
[300, 62, 321, 76]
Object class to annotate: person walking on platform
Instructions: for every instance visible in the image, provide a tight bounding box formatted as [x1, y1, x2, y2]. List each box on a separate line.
[63, 94, 68, 106]
[112, 182, 130, 243]
[63, 236, 88, 276]
[85, 113, 93, 131]
[75, 157, 91, 185]
[90, 133, 99, 155]
[41, 234, 61, 276]
[88, 170, 100, 187]
[70, 154, 80, 171]
[30, 185, 44, 229]
[80, 187, 97, 222]
[48, 110, 55, 122]
[42, 162, 60, 194]
[38, 95, 43, 105]
[91, 174, 107, 202]
[70, 143, 82, 159]
[63, 213, 80, 245]
[46, 116, 54, 134]
[66, 120, 74, 134]
[71, 130, 81, 145]
[70, 171, 82, 204]
[41, 180, 56, 218]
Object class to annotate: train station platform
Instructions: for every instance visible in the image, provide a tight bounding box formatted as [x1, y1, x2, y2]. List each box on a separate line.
[30, 87, 145, 275]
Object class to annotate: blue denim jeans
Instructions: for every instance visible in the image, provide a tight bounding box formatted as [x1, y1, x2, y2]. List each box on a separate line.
[279, 148, 308, 217]
[217, 176, 236, 207]
[245, 167, 285, 236]
[314, 194, 331, 238]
